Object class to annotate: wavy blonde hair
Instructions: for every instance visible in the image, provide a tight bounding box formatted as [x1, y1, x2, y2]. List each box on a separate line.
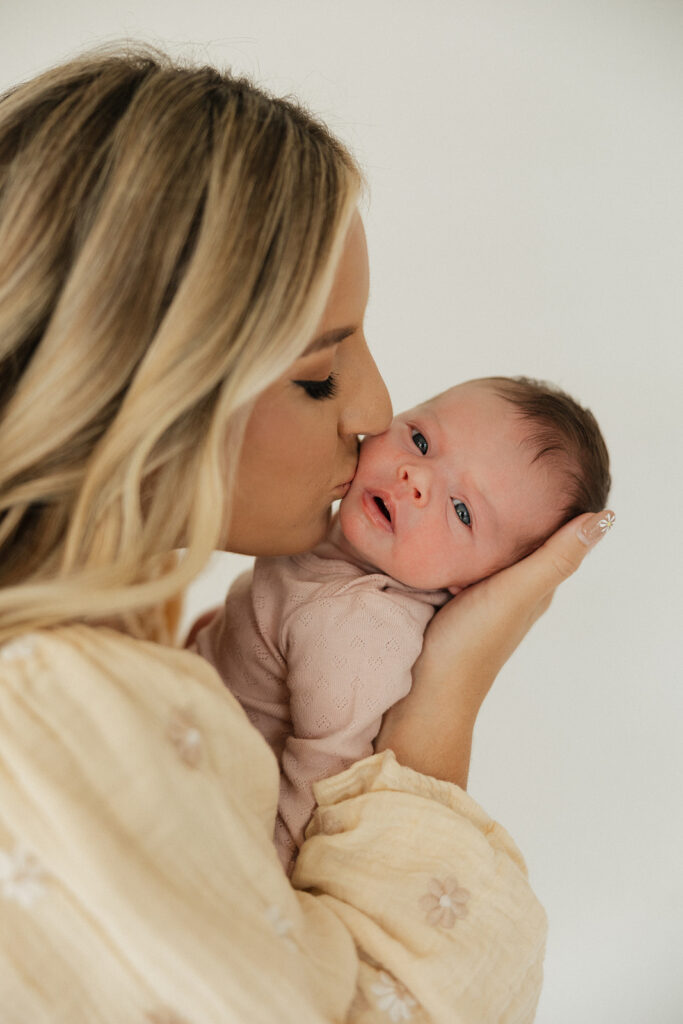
[0, 46, 361, 643]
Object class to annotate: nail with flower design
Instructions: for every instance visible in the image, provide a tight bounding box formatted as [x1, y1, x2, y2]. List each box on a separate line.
[577, 509, 616, 548]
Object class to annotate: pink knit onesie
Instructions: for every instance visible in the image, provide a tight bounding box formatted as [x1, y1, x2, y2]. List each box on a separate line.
[194, 518, 449, 874]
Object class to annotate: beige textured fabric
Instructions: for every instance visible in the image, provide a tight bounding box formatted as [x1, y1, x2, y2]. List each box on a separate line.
[0, 625, 547, 1023]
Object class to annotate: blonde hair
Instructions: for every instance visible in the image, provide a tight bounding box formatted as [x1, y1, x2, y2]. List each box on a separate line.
[0, 45, 361, 643]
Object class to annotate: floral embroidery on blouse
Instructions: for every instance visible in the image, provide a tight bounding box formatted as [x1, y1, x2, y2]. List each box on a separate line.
[371, 971, 418, 1021]
[0, 843, 47, 908]
[419, 876, 470, 928]
[0, 634, 39, 663]
[264, 904, 296, 951]
[167, 708, 203, 768]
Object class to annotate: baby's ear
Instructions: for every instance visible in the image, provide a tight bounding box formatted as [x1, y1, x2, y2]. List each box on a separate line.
[447, 584, 462, 596]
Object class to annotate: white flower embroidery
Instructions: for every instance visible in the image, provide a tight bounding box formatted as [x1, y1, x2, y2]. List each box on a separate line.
[371, 972, 417, 1021]
[0, 844, 47, 908]
[598, 511, 616, 533]
[419, 876, 470, 928]
[168, 708, 203, 768]
[264, 904, 296, 951]
[0, 634, 38, 663]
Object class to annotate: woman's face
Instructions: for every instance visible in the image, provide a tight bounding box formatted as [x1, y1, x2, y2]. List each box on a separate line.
[224, 212, 392, 556]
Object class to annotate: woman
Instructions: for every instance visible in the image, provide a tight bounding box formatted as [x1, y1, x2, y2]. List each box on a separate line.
[0, 48, 612, 1021]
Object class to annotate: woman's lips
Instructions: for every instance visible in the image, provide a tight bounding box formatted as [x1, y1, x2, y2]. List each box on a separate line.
[333, 480, 354, 497]
[334, 462, 359, 498]
[362, 490, 394, 533]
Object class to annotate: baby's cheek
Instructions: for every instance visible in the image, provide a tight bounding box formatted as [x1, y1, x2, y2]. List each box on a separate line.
[432, 533, 481, 589]
[399, 533, 450, 589]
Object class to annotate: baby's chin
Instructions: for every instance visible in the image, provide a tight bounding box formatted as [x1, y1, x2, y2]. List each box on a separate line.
[395, 572, 463, 593]
[375, 558, 484, 594]
[336, 511, 462, 591]
[361, 555, 463, 593]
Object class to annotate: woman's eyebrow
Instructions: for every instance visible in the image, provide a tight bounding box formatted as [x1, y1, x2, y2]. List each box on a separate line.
[302, 326, 355, 356]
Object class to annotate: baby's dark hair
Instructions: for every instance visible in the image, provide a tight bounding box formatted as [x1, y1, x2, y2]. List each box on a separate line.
[482, 375, 611, 548]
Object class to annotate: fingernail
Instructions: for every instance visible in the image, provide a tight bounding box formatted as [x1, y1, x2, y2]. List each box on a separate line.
[578, 509, 616, 547]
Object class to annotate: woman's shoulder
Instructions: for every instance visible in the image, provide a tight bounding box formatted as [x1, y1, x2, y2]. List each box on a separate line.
[0, 623, 223, 694]
[0, 622, 281, 837]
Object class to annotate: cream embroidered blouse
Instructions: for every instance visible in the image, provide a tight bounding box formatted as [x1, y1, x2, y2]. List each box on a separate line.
[0, 625, 547, 1023]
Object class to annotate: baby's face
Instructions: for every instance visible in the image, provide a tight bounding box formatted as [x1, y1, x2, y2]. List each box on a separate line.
[338, 381, 563, 591]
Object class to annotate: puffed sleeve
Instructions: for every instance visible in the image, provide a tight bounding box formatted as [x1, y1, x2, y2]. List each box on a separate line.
[294, 752, 547, 1023]
[0, 626, 546, 1023]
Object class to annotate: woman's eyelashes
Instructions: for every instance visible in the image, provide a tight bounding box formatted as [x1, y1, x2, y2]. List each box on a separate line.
[293, 372, 338, 400]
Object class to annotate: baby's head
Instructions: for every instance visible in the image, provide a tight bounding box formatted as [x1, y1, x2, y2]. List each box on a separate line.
[338, 376, 610, 591]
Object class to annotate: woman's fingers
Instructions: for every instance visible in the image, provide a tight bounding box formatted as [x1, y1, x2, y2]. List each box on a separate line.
[513, 508, 616, 602]
[418, 507, 616, 697]
[461, 508, 616, 647]
[375, 509, 615, 786]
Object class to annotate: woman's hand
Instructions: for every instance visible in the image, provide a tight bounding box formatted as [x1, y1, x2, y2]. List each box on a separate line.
[375, 509, 615, 789]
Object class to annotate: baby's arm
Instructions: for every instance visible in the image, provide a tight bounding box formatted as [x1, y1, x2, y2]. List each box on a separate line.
[276, 589, 433, 873]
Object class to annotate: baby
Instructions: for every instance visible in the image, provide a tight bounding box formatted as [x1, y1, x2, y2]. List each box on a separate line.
[194, 376, 610, 874]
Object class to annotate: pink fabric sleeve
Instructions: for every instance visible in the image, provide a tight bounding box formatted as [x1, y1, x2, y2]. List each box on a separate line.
[275, 588, 432, 873]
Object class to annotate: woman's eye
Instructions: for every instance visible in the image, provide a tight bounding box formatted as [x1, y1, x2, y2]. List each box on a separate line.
[293, 373, 338, 401]
[452, 500, 471, 527]
[411, 430, 428, 455]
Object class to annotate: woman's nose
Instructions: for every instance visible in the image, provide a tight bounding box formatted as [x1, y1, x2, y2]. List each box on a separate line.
[397, 464, 430, 505]
[338, 344, 392, 439]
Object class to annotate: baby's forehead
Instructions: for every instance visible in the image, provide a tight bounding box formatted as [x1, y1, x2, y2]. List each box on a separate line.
[398, 381, 499, 423]
[399, 382, 572, 494]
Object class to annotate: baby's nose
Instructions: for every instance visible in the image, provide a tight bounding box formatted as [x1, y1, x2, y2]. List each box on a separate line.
[398, 465, 429, 505]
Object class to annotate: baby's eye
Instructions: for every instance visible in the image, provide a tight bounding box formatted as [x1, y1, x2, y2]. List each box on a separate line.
[411, 430, 428, 455]
[452, 500, 471, 527]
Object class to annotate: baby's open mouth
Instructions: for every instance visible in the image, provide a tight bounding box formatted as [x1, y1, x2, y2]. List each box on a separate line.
[373, 496, 392, 523]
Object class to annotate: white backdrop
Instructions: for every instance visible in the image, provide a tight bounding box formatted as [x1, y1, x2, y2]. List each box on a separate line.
[2, 2, 681, 1021]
